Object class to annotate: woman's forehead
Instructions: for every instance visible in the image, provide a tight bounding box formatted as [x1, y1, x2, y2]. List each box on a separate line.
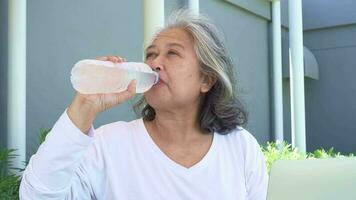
[151, 28, 193, 47]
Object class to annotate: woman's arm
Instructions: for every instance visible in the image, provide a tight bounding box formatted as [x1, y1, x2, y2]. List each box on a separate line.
[19, 55, 137, 199]
[19, 109, 97, 199]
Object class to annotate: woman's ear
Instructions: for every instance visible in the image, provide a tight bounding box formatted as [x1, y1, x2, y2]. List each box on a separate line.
[200, 75, 217, 93]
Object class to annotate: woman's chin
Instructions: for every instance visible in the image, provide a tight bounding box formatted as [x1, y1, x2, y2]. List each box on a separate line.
[145, 83, 167, 96]
[144, 93, 169, 108]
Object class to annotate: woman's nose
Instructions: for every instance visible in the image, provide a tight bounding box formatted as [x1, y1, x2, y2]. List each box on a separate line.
[153, 65, 162, 72]
[151, 57, 164, 71]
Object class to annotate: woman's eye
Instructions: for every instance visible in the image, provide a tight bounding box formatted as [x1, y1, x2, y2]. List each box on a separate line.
[145, 53, 156, 59]
[168, 51, 178, 56]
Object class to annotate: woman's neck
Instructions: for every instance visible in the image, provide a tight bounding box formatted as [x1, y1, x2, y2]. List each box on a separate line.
[145, 108, 207, 143]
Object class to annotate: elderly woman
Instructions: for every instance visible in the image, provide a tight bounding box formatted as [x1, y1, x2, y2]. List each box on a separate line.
[20, 10, 268, 200]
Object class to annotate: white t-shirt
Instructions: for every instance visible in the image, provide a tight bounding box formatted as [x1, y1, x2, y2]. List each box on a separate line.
[20, 109, 268, 200]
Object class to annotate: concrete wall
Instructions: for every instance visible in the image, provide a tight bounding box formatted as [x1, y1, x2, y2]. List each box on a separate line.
[26, 0, 144, 157]
[224, 0, 270, 20]
[302, 0, 356, 31]
[0, 0, 9, 149]
[281, 0, 356, 30]
[303, 26, 356, 153]
[201, 1, 271, 143]
[280, 0, 356, 153]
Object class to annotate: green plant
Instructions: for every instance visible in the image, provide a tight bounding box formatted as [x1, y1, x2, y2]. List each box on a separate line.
[309, 147, 354, 158]
[38, 128, 51, 144]
[261, 141, 307, 172]
[0, 128, 51, 199]
[0, 148, 21, 200]
[262, 141, 355, 172]
[1, 130, 355, 198]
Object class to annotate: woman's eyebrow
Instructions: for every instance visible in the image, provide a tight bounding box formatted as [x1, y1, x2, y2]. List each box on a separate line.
[145, 43, 185, 52]
[146, 45, 156, 52]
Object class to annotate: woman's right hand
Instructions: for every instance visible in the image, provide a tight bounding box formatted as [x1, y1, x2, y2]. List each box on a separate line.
[67, 56, 137, 134]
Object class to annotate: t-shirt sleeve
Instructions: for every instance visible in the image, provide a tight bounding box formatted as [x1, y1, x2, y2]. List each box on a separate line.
[243, 132, 269, 200]
[20, 109, 98, 199]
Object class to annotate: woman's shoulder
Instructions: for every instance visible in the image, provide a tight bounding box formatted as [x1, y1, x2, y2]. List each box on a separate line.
[84, 119, 145, 164]
[96, 118, 141, 132]
[94, 118, 143, 140]
[89, 119, 144, 152]
[217, 126, 260, 146]
[216, 127, 262, 158]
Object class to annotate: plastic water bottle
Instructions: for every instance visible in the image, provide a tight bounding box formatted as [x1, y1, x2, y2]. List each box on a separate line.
[70, 59, 159, 94]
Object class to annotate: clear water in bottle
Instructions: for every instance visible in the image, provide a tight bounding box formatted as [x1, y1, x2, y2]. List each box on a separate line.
[70, 59, 159, 94]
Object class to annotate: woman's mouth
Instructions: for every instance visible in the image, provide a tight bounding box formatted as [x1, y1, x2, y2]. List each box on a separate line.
[154, 78, 166, 86]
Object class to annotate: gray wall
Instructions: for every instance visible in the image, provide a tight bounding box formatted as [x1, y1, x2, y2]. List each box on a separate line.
[201, 1, 271, 143]
[302, 0, 356, 31]
[281, 0, 356, 153]
[26, 0, 144, 157]
[303, 25, 356, 153]
[0, 0, 8, 149]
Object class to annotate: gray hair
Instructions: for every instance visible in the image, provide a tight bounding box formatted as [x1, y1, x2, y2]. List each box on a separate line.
[134, 9, 247, 134]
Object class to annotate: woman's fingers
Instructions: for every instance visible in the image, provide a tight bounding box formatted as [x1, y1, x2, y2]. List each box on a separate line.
[95, 56, 106, 61]
[114, 80, 137, 104]
[95, 55, 126, 63]
[107, 56, 120, 63]
[127, 79, 137, 94]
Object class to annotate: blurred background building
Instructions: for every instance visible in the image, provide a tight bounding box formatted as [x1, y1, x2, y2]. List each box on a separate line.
[0, 0, 355, 163]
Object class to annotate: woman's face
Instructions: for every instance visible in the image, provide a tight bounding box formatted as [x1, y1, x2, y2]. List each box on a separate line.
[144, 28, 212, 111]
